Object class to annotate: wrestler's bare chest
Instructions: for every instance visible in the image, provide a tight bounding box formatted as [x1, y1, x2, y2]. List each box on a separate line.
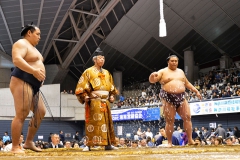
[160, 70, 185, 84]
[24, 46, 43, 63]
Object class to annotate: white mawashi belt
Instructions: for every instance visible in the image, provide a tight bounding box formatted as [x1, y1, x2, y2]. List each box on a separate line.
[92, 91, 109, 95]
[91, 91, 109, 101]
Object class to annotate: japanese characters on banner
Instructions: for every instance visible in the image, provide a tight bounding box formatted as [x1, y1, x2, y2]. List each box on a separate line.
[111, 107, 181, 121]
[111, 98, 240, 121]
[111, 107, 148, 121]
[189, 98, 240, 116]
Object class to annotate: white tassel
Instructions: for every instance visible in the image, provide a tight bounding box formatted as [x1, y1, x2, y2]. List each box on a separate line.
[159, 0, 167, 37]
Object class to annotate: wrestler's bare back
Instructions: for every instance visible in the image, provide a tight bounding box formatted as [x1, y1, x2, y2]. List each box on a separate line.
[159, 67, 186, 94]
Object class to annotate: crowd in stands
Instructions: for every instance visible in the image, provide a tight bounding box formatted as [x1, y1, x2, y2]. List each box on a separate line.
[61, 89, 75, 95]
[60, 68, 240, 109]
[116, 68, 240, 109]
[188, 68, 240, 101]
[0, 130, 86, 151]
[1, 124, 240, 151]
[116, 124, 240, 148]
[113, 84, 161, 109]
[59, 68, 240, 110]
[2, 68, 240, 152]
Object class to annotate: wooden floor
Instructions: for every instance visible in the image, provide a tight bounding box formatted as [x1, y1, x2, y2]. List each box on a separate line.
[0, 146, 240, 160]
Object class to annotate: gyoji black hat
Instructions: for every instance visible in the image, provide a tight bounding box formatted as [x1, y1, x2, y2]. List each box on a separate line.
[92, 47, 106, 56]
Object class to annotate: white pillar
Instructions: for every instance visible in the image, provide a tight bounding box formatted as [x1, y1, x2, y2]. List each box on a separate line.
[219, 55, 232, 69]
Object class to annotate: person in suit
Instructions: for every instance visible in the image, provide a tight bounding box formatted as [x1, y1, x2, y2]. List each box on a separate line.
[214, 124, 226, 139]
[59, 130, 65, 144]
[48, 133, 53, 143]
[48, 133, 64, 148]
[74, 131, 79, 141]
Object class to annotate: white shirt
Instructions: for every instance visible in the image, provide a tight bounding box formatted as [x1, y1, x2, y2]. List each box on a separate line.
[145, 131, 153, 139]
[52, 144, 58, 148]
[3, 143, 12, 152]
[134, 135, 139, 140]
[4, 143, 24, 152]
[142, 92, 146, 98]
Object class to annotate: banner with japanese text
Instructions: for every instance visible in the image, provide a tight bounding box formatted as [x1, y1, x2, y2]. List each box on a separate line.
[111, 107, 148, 121]
[189, 98, 240, 116]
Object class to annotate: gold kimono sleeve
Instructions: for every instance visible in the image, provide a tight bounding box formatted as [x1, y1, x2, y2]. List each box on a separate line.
[75, 70, 91, 104]
[108, 71, 118, 96]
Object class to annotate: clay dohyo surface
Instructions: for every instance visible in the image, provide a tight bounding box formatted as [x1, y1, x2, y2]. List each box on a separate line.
[0, 145, 240, 160]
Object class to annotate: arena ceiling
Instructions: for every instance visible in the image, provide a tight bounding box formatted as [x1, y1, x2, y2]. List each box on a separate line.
[0, 0, 240, 86]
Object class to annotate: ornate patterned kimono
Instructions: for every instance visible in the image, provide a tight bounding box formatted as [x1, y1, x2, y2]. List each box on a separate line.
[75, 66, 118, 146]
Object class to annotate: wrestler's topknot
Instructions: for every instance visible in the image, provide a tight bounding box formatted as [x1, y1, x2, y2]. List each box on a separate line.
[20, 22, 37, 36]
[166, 54, 178, 62]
